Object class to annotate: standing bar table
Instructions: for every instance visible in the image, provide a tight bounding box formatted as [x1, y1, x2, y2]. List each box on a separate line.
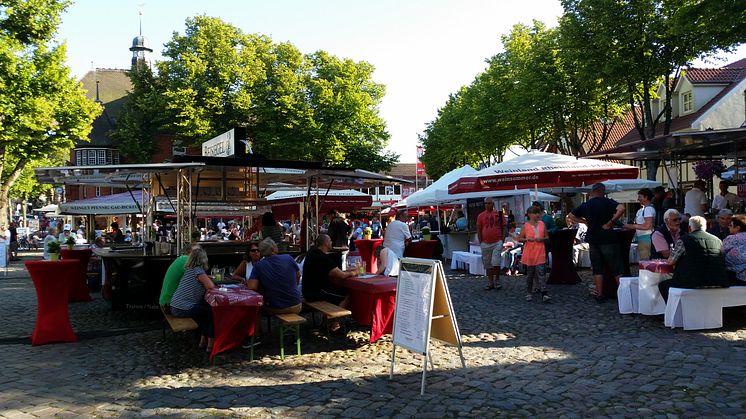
[353, 239, 383, 272]
[547, 229, 581, 284]
[25, 260, 79, 345]
[60, 248, 93, 302]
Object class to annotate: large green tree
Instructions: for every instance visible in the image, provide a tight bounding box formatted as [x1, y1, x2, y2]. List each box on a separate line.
[560, 0, 746, 179]
[115, 16, 397, 172]
[0, 0, 101, 225]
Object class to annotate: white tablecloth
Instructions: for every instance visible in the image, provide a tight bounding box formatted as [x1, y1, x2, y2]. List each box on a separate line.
[617, 277, 639, 314]
[638, 269, 670, 315]
[451, 251, 486, 276]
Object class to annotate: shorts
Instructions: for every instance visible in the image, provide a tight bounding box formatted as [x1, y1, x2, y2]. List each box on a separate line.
[589, 242, 624, 277]
[480, 241, 502, 269]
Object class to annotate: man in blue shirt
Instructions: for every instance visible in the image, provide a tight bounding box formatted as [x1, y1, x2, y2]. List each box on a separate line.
[248, 238, 302, 315]
[568, 183, 626, 303]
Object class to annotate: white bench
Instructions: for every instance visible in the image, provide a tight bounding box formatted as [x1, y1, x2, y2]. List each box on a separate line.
[664, 286, 746, 330]
[638, 270, 669, 315]
[450, 251, 486, 276]
[617, 277, 639, 314]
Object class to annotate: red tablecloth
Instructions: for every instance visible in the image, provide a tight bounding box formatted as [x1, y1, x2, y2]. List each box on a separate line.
[334, 274, 397, 342]
[353, 239, 383, 273]
[60, 248, 93, 302]
[639, 259, 674, 274]
[25, 260, 78, 345]
[404, 240, 438, 259]
[205, 287, 263, 360]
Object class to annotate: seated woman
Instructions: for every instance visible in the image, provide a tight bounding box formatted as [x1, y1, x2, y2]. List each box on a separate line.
[722, 214, 746, 284]
[454, 210, 468, 231]
[233, 241, 261, 282]
[500, 223, 521, 275]
[374, 245, 400, 276]
[658, 216, 729, 302]
[169, 246, 216, 351]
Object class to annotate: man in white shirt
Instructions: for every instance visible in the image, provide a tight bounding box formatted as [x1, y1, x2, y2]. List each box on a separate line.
[712, 180, 739, 211]
[684, 180, 708, 217]
[382, 210, 412, 259]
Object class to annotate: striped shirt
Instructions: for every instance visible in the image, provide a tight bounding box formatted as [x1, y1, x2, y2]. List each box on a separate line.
[170, 267, 207, 310]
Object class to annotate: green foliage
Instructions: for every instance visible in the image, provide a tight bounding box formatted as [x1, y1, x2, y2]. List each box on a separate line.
[115, 16, 397, 172]
[420, 0, 744, 180]
[0, 0, 100, 225]
[47, 239, 60, 253]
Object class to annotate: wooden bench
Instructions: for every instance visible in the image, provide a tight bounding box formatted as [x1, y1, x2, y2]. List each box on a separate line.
[304, 301, 352, 338]
[161, 306, 198, 338]
[664, 286, 746, 330]
[275, 313, 307, 360]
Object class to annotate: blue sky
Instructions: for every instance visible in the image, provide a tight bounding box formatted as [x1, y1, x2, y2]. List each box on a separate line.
[57, 1, 744, 163]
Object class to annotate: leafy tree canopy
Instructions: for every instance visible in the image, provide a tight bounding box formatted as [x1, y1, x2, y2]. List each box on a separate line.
[115, 16, 397, 172]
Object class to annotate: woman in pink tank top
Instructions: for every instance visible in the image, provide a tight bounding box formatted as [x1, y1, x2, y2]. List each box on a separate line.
[519, 206, 551, 303]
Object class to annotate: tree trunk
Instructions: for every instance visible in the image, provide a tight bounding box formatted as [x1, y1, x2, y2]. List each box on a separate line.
[0, 158, 29, 227]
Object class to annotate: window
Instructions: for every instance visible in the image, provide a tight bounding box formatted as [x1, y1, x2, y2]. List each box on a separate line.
[95, 186, 101, 197]
[75, 150, 82, 165]
[97, 150, 106, 165]
[682, 91, 693, 113]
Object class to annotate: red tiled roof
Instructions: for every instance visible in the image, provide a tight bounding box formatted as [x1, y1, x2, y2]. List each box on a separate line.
[685, 68, 743, 83]
[724, 58, 746, 69]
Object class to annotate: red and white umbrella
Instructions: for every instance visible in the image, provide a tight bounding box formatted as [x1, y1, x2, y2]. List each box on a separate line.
[448, 150, 639, 194]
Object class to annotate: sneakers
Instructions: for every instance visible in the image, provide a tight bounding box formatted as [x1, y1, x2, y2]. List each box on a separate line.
[525, 293, 533, 302]
[542, 294, 552, 303]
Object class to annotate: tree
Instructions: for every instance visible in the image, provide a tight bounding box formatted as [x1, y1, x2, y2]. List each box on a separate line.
[0, 0, 101, 225]
[115, 16, 397, 172]
[560, 0, 746, 179]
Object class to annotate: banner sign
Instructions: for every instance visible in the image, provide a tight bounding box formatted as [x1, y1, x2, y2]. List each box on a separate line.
[202, 128, 248, 158]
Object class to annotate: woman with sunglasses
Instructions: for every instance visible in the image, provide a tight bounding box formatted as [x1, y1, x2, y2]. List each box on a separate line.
[233, 241, 262, 282]
[722, 214, 746, 283]
[651, 208, 685, 259]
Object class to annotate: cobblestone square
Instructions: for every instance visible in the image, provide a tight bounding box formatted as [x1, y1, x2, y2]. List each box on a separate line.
[2, 252, 746, 418]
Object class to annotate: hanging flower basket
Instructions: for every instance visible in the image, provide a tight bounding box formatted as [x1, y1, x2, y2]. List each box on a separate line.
[693, 160, 726, 180]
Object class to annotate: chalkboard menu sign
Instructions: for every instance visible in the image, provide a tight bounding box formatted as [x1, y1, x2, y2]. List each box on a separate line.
[466, 198, 484, 232]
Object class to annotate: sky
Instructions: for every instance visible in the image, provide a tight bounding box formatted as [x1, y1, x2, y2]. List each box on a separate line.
[57, 1, 745, 164]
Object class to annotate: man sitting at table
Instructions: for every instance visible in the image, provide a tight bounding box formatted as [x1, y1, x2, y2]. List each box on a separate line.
[247, 238, 302, 315]
[658, 216, 729, 302]
[708, 209, 733, 241]
[302, 234, 356, 308]
[651, 209, 685, 259]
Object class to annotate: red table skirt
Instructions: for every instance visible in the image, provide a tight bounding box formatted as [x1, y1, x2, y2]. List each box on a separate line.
[25, 260, 78, 345]
[206, 287, 263, 360]
[60, 248, 93, 302]
[335, 274, 397, 342]
[639, 259, 674, 274]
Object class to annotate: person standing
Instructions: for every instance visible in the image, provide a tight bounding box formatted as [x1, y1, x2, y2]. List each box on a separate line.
[684, 180, 708, 217]
[652, 186, 666, 227]
[568, 183, 626, 303]
[623, 188, 656, 260]
[382, 209, 412, 259]
[518, 206, 550, 302]
[477, 197, 505, 290]
[8, 222, 18, 261]
[712, 180, 738, 211]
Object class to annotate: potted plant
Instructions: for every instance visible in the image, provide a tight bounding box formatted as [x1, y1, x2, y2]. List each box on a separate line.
[48, 240, 61, 261]
[421, 226, 431, 241]
[363, 226, 372, 240]
[64, 236, 76, 249]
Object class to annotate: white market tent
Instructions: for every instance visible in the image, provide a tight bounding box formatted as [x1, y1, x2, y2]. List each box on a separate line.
[448, 150, 639, 194]
[400, 164, 560, 208]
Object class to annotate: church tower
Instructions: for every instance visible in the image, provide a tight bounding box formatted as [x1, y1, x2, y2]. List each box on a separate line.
[129, 10, 153, 68]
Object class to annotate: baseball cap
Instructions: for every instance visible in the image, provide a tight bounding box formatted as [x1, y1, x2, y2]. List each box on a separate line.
[63, 224, 71, 231]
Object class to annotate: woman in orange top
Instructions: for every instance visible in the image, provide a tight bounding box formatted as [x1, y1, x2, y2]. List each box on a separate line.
[518, 205, 551, 303]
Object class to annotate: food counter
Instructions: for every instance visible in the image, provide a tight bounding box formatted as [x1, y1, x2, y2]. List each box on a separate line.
[439, 231, 474, 261]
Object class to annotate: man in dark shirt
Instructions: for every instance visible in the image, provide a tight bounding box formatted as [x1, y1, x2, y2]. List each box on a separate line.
[302, 234, 355, 306]
[8, 222, 18, 260]
[568, 183, 625, 303]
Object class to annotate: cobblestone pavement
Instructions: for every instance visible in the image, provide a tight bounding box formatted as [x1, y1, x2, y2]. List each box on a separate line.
[2, 251, 746, 418]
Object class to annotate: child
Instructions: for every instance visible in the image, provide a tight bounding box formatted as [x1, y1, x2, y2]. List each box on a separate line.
[501, 222, 521, 275]
[518, 206, 550, 302]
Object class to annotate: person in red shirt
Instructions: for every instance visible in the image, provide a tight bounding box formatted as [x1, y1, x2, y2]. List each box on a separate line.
[477, 197, 506, 290]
